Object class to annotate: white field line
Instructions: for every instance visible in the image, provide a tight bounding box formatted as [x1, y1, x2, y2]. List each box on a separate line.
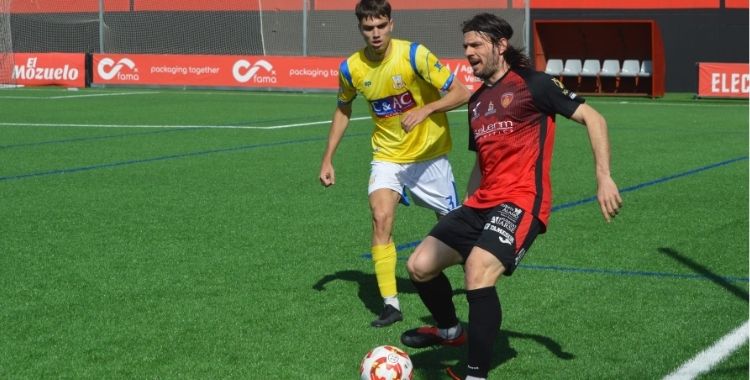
[593, 100, 748, 108]
[0, 115, 369, 130]
[662, 320, 749, 380]
[0, 120, 341, 130]
[0, 109, 466, 130]
[0, 98, 742, 130]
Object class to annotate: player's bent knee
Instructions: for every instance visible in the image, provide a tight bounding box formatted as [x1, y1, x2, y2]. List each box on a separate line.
[406, 255, 439, 283]
[405, 255, 420, 278]
[464, 265, 504, 289]
[408, 267, 437, 283]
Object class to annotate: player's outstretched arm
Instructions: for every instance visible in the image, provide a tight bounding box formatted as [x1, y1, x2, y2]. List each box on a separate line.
[570, 103, 623, 222]
[320, 103, 353, 187]
[401, 80, 471, 132]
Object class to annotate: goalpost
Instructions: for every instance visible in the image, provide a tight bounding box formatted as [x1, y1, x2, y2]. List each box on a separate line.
[0, 0, 15, 87]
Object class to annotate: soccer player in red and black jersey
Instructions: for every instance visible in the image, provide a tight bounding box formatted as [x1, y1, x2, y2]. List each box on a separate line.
[400, 13, 623, 380]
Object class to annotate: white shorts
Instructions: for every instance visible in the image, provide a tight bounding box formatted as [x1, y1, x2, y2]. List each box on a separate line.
[368, 155, 460, 216]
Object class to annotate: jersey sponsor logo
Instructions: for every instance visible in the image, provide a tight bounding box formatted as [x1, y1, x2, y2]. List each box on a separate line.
[391, 74, 405, 90]
[551, 77, 565, 90]
[491, 215, 518, 233]
[551, 77, 578, 99]
[484, 101, 496, 116]
[474, 120, 515, 139]
[498, 234, 514, 246]
[500, 92, 514, 108]
[98, 58, 138, 81]
[484, 222, 515, 246]
[484, 204, 523, 247]
[370, 91, 416, 118]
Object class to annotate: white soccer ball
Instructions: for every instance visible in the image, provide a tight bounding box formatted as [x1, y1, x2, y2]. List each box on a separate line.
[359, 345, 414, 380]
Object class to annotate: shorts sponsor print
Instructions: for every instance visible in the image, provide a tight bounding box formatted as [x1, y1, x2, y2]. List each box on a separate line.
[430, 202, 541, 275]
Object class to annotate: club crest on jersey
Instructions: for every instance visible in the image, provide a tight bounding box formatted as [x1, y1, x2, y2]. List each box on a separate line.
[500, 92, 514, 108]
[370, 91, 416, 118]
[391, 75, 405, 90]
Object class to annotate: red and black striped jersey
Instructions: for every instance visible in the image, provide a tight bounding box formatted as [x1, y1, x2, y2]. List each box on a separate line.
[465, 67, 584, 230]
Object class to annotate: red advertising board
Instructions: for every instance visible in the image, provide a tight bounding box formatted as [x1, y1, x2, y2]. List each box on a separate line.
[697, 62, 749, 98]
[724, 0, 749, 7]
[442, 58, 482, 91]
[92, 53, 481, 91]
[11, 53, 86, 87]
[92, 54, 341, 89]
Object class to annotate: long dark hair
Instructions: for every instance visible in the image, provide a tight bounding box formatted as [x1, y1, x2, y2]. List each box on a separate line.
[355, 0, 391, 22]
[462, 13, 530, 68]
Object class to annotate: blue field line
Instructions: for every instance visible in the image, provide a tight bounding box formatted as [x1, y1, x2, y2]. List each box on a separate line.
[0, 136, 324, 182]
[551, 156, 748, 212]
[0, 128, 198, 149]
[0, 132, 369, 182]
[360, 156, 749, 283]
[519, 264, 748, 283]
[359, 250, 749, 283]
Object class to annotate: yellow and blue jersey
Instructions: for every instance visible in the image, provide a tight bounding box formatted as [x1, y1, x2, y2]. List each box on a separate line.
[337, 39, 455, 163]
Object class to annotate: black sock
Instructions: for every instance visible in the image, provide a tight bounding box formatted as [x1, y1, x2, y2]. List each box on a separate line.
[411, 272, 459, 329]
[466, 286, 501, 378]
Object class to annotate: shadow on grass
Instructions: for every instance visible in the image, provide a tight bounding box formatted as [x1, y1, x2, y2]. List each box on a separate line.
[408, 327, 575, 378]
[312, 270, 418, 316]
[313, 271, 575, 376]
[312, 270, 469, 317]
[658, 247, 749, 302]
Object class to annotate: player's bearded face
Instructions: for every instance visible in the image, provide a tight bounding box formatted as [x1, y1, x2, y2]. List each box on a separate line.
[464, 31, 503, 81]
[359, 16, 393, 55]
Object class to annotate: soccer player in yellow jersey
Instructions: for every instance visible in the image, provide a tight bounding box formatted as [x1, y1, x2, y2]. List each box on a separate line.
[319, 0, 471, 327]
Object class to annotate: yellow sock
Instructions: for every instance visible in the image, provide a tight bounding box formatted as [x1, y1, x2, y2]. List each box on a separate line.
[371, 242, 398, 298]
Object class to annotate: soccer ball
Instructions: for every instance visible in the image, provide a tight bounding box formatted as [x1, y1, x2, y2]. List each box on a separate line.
[359, 345, 413, 380]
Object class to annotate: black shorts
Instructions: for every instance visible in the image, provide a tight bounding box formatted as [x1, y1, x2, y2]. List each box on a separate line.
[428, 202, 542, 276]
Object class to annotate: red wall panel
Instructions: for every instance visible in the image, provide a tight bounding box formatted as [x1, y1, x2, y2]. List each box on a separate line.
[11, 0, 129, 13]
[315, 0, 507, 10]
[134, 0, 302, 11]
